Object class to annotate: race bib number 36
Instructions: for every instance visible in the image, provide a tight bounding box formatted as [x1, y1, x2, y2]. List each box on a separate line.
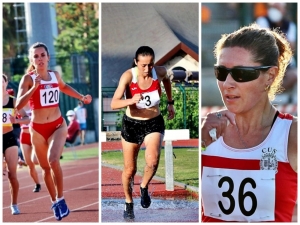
[40, 87, 59, 106]
[136, 90, 160, 109]
[202, 167, 275, 222]
[2, 108, 14, 126]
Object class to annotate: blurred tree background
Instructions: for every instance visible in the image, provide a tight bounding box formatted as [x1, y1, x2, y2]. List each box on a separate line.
[2, 3, 99, 83]
[54, 3, 99, 54]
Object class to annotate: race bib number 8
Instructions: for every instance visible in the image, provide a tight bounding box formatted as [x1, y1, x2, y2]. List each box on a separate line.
[40, 87, 60, 106]
[202, 167, 275, 222]
[136, 90, 160, 109]
[2, 108, 14, 126]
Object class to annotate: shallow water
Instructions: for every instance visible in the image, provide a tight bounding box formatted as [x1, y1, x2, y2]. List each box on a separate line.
[101, 198, 199, 222]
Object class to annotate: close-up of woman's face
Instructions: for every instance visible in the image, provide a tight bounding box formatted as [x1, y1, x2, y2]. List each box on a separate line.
[30, 46, 50, 70]
[217, 47, 270, 114]
[135, 55, 154, 77]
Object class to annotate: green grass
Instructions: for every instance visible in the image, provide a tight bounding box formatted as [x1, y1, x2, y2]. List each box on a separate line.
[102, 148, 199, 187]
[60, 147, 99, 162]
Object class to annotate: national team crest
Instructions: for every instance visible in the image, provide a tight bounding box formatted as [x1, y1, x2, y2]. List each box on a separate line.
[260, 148, 278, 173]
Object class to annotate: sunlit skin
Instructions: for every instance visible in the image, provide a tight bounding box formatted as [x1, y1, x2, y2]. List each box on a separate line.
[216, 47, 278, 148]
[15, 45, 92, 203]
[111, 52, 175, 204]
[217, 47, 274, 115]
[16, 47, 92, 120]
[15, 47, 68, 201]
[111, 55, 175, 120]
[201, 24, 298, 222]
[31, 47, 49, 72]
[134, 55, 154, 78]
[17, 47, 62, 122]
[202, 46, 297, 172]
[126, 55, 159, 118]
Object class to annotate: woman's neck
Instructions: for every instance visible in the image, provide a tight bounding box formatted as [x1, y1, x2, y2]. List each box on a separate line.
[2, 91, 9, 104]
[3, 90, 8, 97]
[235, 102, 276, 132]
[35, 69, 49, 79]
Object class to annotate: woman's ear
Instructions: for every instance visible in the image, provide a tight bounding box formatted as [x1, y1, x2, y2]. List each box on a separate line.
[134, 59, 137, 66]
[267, 66, 278, 84]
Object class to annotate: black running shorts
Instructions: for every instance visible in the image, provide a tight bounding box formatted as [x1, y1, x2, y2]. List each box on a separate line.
[3, 131, 18, 154]
[121, 114, 165, 145]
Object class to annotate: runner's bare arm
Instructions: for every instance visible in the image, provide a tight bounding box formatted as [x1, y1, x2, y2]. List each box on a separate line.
[55, 71, 92, 104]
[16, 75, 36, 110]
[111, 70, 141, 110]
[288, 117, 297, 172]
[159, 67, 175, 120]
[160, 67, 173, 102]
[10, 106, 30, 125]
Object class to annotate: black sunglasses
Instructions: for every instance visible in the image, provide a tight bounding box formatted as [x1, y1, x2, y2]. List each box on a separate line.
[214, 65, 272, 82]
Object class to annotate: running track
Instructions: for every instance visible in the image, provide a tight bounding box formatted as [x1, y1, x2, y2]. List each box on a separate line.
[2, 144, 99, 222]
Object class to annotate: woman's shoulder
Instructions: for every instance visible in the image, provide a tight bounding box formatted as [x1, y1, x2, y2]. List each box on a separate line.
[49, 70, 60, 76]
[21, 72, 35, 83]
[291, 116, 297, 130]
[49, 70, 64, 82]
[120, 68, 133, 82]
[24, 70, 35, 77]
[287, 115, 297, 172]
[277, 112, 297, 133]
[287, 115, 297, 147]
[123, 68, 133, 75]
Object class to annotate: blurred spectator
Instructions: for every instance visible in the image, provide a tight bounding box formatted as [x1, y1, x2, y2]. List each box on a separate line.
[256, 3, 297, 93]
[253, 3, 268, 19]
[202, 5, 211, 23]
[65, 110, 80, 144]
[74, 101, 87, 145]
[61, 110, 80, 160]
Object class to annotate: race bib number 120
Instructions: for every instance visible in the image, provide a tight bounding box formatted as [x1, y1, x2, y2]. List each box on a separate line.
[40, 87, 60, 106]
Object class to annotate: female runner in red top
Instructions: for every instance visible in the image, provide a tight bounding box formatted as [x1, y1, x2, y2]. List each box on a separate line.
[16, 42, 92, 221]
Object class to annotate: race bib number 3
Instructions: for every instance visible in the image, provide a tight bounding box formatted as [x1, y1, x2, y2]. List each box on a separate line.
[202, 167, 275, 222]
[40, 87, 59, 106]
[2, 108, 14, 126]
[136, 90, 160, 109]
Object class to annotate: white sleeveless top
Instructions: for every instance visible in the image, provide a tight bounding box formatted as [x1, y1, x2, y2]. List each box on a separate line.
[202, 113, 296, 222]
